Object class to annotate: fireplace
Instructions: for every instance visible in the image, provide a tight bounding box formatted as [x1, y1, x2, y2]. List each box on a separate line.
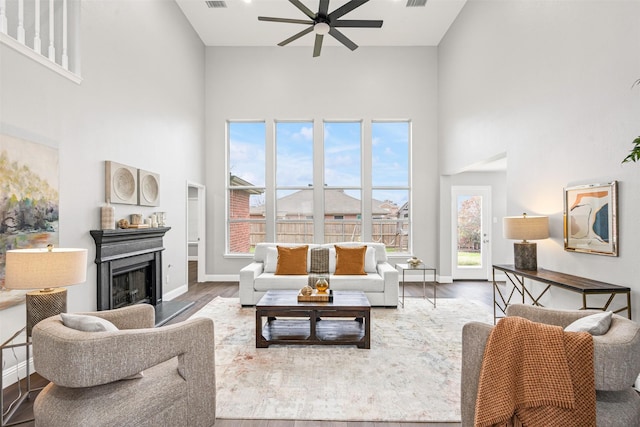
[90, 227, 193, 325]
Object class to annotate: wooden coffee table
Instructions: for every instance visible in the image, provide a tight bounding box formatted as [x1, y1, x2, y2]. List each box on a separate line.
[255, 290, 371, 349]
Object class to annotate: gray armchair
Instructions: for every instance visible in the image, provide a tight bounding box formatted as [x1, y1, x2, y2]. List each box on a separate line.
[31, 304, 216, 427]
[462, 304, 640, 427]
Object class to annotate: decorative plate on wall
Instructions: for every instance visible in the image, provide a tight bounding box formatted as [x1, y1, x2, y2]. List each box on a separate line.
[105, 161, 138, 205]
[138, 169, 160, 207]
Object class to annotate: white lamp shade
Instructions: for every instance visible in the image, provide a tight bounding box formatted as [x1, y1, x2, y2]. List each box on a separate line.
[4, 248, 88, 290]
[503, 215, 549, 241]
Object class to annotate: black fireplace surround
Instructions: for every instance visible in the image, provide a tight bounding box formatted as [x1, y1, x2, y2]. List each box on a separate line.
[90, 227, 193, 326]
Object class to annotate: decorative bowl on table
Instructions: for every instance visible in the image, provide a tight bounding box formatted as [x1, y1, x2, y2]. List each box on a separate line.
[407, 256, 422, 268]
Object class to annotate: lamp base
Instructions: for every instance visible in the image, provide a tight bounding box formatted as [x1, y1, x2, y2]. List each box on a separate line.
[26, 288, 67, 336]
[514, 242, 538, 271]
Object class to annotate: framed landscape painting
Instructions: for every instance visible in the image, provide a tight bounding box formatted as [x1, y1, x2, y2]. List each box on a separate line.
[564, 181, 617, 256]
[0, 134, 60, 310]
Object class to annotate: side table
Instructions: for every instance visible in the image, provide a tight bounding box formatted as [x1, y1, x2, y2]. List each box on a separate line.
[396, 263, 437, 308]
[1, 327, 43, 427]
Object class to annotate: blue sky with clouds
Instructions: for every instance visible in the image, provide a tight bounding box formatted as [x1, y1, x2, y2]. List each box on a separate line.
[229, 120, 409, 206]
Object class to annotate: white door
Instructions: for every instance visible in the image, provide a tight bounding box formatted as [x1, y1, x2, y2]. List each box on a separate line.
[451, 186, 491, 280]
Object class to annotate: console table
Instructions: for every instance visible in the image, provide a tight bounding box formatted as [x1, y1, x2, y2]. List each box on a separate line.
[492, 264, 632, 324]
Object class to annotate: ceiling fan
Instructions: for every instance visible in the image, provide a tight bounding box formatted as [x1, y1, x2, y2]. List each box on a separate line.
[258, 0, 383, 57]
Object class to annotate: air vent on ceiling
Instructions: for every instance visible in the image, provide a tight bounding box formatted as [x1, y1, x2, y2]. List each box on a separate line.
[205, 1, 227, 8]
[406, 0, 427, 7]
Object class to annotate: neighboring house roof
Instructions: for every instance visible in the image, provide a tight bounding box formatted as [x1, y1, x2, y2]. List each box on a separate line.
[230, 175, 263, 195]
[250, 189, 392, 216]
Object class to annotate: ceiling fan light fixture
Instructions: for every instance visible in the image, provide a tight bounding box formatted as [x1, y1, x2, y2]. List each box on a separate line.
[314, 22, 330, 35]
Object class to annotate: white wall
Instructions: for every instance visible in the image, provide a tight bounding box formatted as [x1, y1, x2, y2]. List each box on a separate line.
[204, 46, 439, 276]
[439, 1, 640, 316]
[1, 0, 205, 383]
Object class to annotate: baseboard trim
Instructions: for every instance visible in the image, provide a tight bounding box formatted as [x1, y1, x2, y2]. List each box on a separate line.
[163, 284, 188, 301]
[438, 275, 453, 284]
[2, 357, 34, 389]
[205, 274, 239, 282]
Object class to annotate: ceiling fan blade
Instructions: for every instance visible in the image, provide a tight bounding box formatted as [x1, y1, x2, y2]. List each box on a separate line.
[258, 16, 314, 25]
[289, 0, 316, 19]
[329, 27, 358, 51]
[313, 34, 323, 57]
[333, 19, 383, 28]
[328, 0, 369, 20]
[278, 26, 314, 47]
[318, 0, 330, 16]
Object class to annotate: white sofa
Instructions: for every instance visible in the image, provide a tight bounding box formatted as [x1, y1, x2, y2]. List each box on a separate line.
[239, 242, 399, 307]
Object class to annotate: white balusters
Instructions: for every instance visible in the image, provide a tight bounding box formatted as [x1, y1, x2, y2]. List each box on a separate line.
[0, 0, 6, 34]
[61, 0, 67, 69]
[48, 0, 55, 61]
[17, 0, 24, 43]
[1, 0, 79, 80]
[34, 0, 41, 54]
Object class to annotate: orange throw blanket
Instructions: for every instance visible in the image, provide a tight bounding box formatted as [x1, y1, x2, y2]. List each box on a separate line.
[474, 316, 596, 427]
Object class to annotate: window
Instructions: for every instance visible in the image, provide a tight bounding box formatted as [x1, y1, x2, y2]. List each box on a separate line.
[371, 121, 410, 252]
[276, 121, 314, 243]
[227, 121, 266, 254]
[324, 121, 362, 243]
[226, 119, 411, 254]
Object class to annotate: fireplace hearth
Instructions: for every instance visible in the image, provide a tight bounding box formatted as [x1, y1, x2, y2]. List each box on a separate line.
[90, 227, 193, 326]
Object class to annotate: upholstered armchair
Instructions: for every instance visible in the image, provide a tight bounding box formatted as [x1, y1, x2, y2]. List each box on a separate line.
[462, 304, 640, 427]
[31, 304, 216, 427]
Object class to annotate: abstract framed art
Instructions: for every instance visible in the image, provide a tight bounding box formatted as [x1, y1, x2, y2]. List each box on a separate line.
[564, 181, 618, 256]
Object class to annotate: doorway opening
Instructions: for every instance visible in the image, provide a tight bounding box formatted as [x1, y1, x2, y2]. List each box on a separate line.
[451, 186, 491, 280]
[187, 182, 206, 283]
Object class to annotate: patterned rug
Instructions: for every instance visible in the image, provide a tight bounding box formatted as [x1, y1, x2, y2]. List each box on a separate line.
[190, 296, 493, 422]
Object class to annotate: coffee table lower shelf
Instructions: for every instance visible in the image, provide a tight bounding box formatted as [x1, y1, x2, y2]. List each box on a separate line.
[256, 311, 371, 349]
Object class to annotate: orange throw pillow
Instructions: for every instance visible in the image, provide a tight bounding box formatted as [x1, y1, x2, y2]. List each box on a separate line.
[334, 245, 367, 275]
[275, 245, 308, 275]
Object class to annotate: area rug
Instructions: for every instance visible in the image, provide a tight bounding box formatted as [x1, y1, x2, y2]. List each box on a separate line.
[190, 297, 493, 422]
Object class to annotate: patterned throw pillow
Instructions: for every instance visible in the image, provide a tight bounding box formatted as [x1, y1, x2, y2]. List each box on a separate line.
[275, 245, 309, 275]
[334, 245, 367, 275]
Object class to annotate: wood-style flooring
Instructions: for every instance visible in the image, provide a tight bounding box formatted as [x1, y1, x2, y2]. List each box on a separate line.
[2, 262, 493, 427]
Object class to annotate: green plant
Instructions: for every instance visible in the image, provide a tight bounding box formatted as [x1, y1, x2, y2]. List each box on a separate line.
[623, 136, 640, 164]
[622, 79, 640, 164]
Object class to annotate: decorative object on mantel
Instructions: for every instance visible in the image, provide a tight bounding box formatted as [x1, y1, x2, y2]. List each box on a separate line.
[130, 213, 142, 225]
[503, 213, 549, 270]
[117, 219, 129, 229]
[100, 203, 115, 230]
[407, 256, 422, 268]
[105, 161, 138, 205]
[564, 181, 618, 256]
[138, 169, 160, 207]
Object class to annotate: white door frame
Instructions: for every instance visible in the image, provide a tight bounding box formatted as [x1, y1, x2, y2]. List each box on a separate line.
[451, 185, 492, 280]
[186, 181, 206, 283]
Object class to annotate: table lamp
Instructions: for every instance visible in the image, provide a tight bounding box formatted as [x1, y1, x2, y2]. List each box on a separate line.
[4, 245, 87, 335]
[503, 213, 549, 271]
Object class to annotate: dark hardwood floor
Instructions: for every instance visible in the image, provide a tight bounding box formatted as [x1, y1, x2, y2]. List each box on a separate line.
[2, 262, 493, 427]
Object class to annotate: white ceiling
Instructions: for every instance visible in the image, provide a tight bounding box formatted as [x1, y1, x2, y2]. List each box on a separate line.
[176, 0, 467, 48]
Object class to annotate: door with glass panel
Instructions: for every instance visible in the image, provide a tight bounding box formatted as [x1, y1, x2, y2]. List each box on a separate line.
[451, 186, 491, 280]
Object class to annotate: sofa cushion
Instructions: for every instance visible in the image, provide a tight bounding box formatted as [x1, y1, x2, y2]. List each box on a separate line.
[264, 247, 278, 273]
[254, 273, 310, 290]
[334, 245, 367, 275]
[275, 245, 309, 275]
[565, 311, 613, 335]
[61, 313, 119, 332]
[329, 274, 385, 292]
[364, 246, 377, 273]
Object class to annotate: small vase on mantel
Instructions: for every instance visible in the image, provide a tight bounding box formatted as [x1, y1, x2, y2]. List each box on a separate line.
[101, 203, 115, 230]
